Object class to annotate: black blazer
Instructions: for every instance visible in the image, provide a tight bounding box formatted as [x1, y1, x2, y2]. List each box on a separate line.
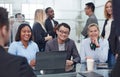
[0, 46, 36, 77]
[101, 19, 117, 54]
[110, 1, 120, 77]
[45, 18, 58, 38]
[33, 22, 48, 51]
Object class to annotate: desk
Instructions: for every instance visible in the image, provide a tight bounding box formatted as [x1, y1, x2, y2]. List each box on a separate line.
[36, 63, 111, 77]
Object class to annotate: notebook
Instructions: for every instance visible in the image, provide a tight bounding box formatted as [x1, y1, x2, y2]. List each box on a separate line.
[79, 71, 104, 77]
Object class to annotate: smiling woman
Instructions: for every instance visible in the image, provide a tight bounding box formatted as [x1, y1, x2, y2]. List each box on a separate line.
[8, 23, 39, 67]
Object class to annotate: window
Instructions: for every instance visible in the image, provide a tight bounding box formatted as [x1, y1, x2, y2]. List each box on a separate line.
[0, 4, 12, 16]
[22, 4, 44, 27]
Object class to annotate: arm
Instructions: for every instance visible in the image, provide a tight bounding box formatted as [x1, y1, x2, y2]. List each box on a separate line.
[18, 57, 36, 77]
[97, 39, 109, 62]
[45, 41, 51, 52]
[32, 23, 47, 44]
[80, 40, 86, 63]
[8, 42, 17, 55]
[72, 41, 81, 63]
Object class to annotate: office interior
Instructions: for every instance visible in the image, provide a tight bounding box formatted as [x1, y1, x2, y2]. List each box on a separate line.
[0, 0, 108, 50]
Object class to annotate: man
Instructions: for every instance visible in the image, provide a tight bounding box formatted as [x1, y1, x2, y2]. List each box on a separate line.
[45, 7, 58, 38]
[0, 7, 36, 77]
[81, 2, 98, 38]
[45, 23, 80, 69]
[12, 13, 23, 41]
[110, 0, 120, 77]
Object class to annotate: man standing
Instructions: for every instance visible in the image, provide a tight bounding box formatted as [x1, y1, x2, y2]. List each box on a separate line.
[0, 7, 36, 77]
[45, 7, 58, 38]
[81, 2, 98, 38]
[45, 23, 80, 69]
[110, 0, 120, 77]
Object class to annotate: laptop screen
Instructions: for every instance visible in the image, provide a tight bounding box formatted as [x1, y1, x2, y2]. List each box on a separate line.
[35, 51, 67, 71]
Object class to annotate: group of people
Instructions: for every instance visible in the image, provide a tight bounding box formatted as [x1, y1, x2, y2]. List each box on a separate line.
[81, 1, 117, 68]
[0, 0, 120, 77]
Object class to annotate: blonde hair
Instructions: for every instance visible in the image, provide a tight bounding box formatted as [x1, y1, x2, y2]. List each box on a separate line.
[104, 0, 112, 19]
[88, 23, 100, 32]
[34, 9, 46, 25]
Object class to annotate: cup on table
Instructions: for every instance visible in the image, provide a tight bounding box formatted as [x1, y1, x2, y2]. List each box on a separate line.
[86, 59, 94, 71]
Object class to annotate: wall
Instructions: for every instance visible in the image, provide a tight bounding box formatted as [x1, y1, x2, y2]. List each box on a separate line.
[0, 0, 108, 42]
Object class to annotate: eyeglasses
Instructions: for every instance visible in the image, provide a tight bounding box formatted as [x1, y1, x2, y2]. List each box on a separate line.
[58, 30, 69, 35]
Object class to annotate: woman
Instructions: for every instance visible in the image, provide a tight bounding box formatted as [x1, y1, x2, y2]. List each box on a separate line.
[33, 9, 52, 51]
[80, 23, 109, 63]
[8, 23, 39, 67]
[101, 1, 117, 68]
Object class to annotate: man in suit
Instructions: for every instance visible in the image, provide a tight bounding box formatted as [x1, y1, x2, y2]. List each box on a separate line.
[45, 23, 80, 70]
[81, 2, 98, 38]
[45, 7, 58, 38]
[0, 7, 36, 77]
[110, 0, 120, 77]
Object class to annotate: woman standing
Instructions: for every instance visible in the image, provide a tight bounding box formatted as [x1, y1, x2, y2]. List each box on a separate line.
[33, 9, 52, 51]
[8, 23, 39, 67]
[101, 1, 117, 68]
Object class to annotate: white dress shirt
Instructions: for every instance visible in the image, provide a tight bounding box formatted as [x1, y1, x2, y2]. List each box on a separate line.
[79, 38, 109, 63]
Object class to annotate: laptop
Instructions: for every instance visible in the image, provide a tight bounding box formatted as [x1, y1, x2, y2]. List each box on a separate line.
[35, 51, 67, 74]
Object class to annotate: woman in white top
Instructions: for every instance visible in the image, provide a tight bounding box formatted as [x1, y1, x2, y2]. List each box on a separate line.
[101, 1, 117, 68]
[80, 23, 109, 63]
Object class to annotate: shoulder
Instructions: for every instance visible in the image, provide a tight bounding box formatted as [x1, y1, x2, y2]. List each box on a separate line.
[10, 41, 20, 47]
[99, 37, 108, 44]
[47, 38, 56, 44]
[29, 41, 38, 46]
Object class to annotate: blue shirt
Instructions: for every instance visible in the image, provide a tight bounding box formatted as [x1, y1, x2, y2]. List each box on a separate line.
[8, 41, 39, 64]
[80, 38, 109, 63]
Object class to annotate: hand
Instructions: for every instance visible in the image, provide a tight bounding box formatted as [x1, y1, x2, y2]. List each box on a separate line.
[45, 34, 52, 41]
[85, 56, 93, 60]
[91, 37, 100, 47]
[115, 53, 118, 59]
[30, 59, 36, 67]
[66, 60, 74, 66]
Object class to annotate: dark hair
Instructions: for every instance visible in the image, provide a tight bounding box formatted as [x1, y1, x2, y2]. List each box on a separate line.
[86, 2, 95, 12]
[0, 7, 9, 31]
[15, 23, 33, 41]
[45, 7, 52, 14]
[57, 23, 71, 32]
[15, 13, 22, 18]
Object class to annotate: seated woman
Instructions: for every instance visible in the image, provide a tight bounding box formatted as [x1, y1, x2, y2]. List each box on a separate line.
[80, 23, 109, 63]
[8, 23, 39, 67]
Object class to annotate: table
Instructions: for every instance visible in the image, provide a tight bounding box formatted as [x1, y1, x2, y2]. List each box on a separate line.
[36, 63, 111, 77]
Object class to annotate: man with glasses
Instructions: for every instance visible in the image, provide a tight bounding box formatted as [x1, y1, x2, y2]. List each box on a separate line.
[45, 23, 80, 70]
[81, 2, 98, 38]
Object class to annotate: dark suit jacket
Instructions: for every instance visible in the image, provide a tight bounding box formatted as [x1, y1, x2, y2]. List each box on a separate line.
[110, 1, 120, 77]
[45, 18, 58, 38]
[33, 22, 48, 51]
[101, 19, 117, 54]
[45, 38, 80, 64]
[0, 46, 36, 77]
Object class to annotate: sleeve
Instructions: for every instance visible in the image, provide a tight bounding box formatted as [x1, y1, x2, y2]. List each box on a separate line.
[18, 57, 36, 77]
[72, 41, 81, 63]
[32, 23, 46, 44]
[101, 20, 107, 37]
[97, 39, 109, 62]
[8, 42, 17, 55]
[45, 41, 51, 52]
[79, 40, 86, 63]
